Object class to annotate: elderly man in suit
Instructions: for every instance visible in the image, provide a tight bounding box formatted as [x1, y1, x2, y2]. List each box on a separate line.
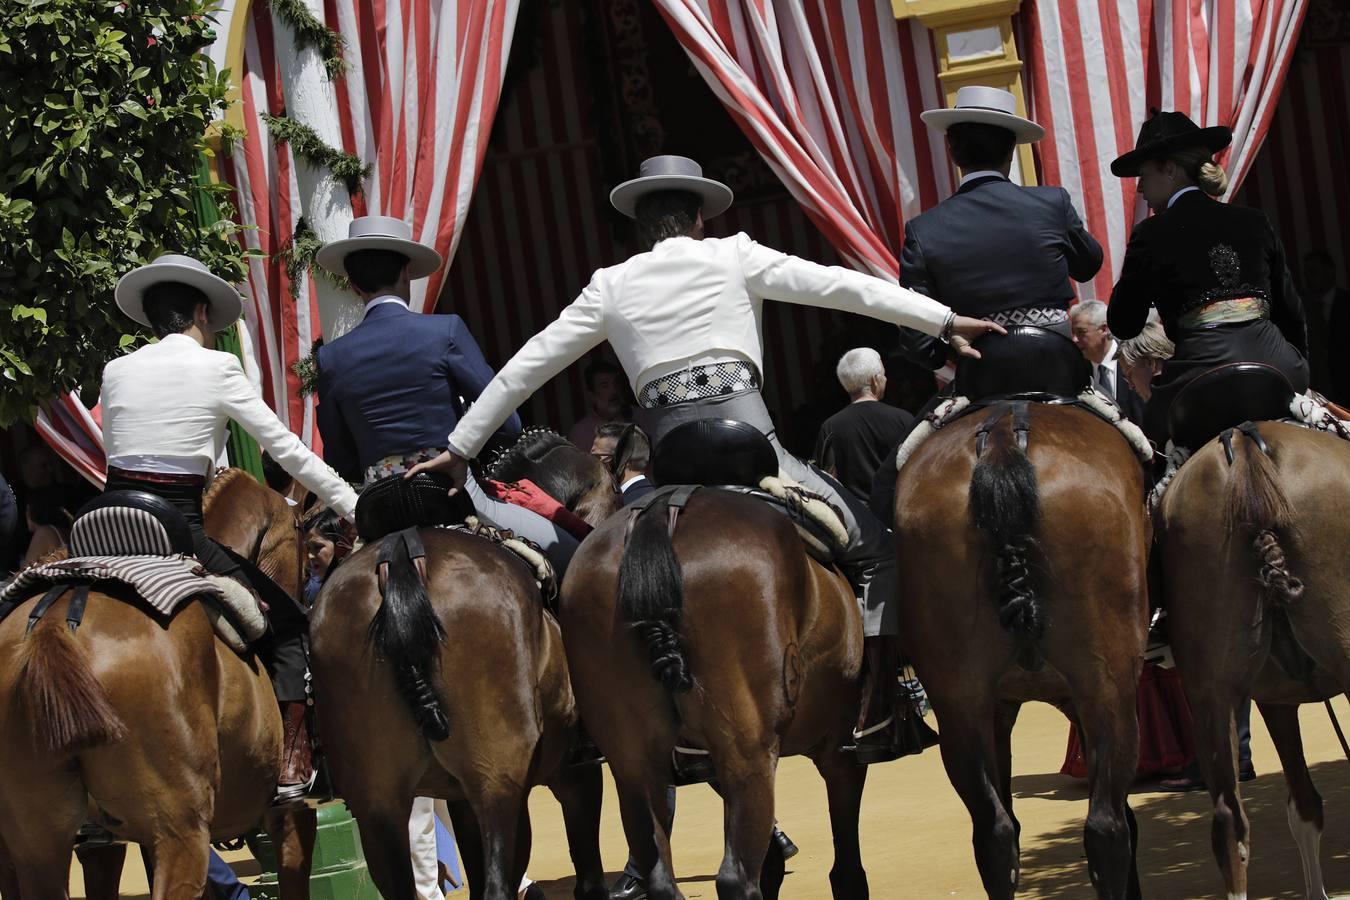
[898, 86, 1104, 369]
[1071, 299, 1147, 427]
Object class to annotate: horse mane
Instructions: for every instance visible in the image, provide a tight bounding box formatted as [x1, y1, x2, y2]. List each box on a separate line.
[203, 467, 256, 515]
[485, 427, 572, 481]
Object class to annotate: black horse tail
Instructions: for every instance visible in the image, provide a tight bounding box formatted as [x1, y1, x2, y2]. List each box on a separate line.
[968, 425, 1045, 643]
[368, 529, 451, 740]
[618, 494, 694, 693]
[1224, 428, 1304, 606]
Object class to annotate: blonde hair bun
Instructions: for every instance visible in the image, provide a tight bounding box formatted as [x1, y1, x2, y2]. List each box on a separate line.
[1197, 161, 1229, 196]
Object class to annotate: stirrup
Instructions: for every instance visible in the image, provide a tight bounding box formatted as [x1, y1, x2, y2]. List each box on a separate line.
[271, 769, 319, 807]
[671, 745, 715, 785]
[850, 715, 895, 741]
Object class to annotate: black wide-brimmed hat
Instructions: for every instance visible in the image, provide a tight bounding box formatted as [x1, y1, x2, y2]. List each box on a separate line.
[1110, 110, 1232, 177]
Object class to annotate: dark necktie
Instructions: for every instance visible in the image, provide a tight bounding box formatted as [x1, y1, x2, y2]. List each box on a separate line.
[1097, 363, 1115, 401]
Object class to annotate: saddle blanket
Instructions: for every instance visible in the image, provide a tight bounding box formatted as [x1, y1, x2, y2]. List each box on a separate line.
[0, 556, 266, 652]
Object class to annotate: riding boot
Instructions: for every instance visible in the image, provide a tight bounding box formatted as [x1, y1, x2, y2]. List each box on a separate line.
[850, 635, 902, 764]
[274, 701, 314, 804]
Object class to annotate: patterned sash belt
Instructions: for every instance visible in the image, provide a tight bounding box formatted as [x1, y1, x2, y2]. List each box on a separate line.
[364, 447, 444, 487]
[637, 361, 761, 409]
[1177, 296, 1270, 330]
[987, 306, 1070, 328]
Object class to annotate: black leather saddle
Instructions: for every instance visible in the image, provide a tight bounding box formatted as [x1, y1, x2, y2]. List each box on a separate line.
[955, 325, 1092, 403]
[70, 490, 195, 557]
[355, 473, 472, 544]
[650, 419, 779, 488]
[1169, 362, 1295, 450]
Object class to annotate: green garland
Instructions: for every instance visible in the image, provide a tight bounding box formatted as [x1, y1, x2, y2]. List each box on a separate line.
[279, 217, 350, 298]
[215, 122, 248, 158]
[269, 0, 346, 79]
[262, 112, 371, 195]
[291, 347, 320, 398]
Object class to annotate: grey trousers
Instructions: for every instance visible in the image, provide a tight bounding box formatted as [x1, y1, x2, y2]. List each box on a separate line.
[462, 475, 580, 575]
[642, 389, 898, 636]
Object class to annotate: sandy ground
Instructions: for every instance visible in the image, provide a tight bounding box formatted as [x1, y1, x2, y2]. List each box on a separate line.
[71, 696, 1350, 899]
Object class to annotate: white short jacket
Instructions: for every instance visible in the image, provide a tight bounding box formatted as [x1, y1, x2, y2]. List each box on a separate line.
[101, 334, 358, 518]
[448, 233, 952, 458]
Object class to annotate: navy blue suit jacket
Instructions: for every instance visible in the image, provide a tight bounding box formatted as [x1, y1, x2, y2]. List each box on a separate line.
[899, 176, 1103, 368]
[621, 476, 655, 506]
[315, 302, 522, 481]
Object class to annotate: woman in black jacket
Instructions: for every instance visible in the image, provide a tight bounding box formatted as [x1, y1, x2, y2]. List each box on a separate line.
[1108, 111, 1308, 440]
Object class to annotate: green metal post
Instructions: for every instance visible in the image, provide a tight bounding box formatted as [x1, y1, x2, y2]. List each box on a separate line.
[249, 802, 381, 900]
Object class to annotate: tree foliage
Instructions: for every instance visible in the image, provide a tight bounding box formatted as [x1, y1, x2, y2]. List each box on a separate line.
[0, 0, 246, 426]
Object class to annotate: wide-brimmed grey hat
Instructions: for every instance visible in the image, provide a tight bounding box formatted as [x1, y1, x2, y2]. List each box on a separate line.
[115, 254, 243, 332]
[315, 215, 443, 279]
[921, 85, 1044, 144]
[609, 155, 734, 219]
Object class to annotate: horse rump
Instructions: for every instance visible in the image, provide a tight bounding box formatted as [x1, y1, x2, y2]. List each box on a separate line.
[618, 493, 694, 693]
[968, 424, 1045, 643]
[15, 611, 127, 754]
[1223, 428, 1303, 606]
[369, 528, 451, 740]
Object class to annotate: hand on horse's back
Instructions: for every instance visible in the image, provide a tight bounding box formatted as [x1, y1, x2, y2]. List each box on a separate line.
[405, 450, 469, 495]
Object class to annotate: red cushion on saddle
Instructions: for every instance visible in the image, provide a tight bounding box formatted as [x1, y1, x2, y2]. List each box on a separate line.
[482, 478, 592, 541]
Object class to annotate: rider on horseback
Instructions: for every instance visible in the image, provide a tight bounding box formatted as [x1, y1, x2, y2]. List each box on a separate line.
[312, 216, 582, 573]
[1107, 111, 1310, 433]
[407, 154, 1002, 763]
[897, 86, 1103, 368]
[103, 254, 359, 802]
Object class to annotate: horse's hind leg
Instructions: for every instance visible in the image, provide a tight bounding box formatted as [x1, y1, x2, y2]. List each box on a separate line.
[1190, 689, 1250, 898]
[0, 768, 85, 900]
[547, 764, 608, 900]
[930, 691, 1019, 899]
[1258, 701, 1329, 900]
[1073, 677, 1142, 900]
[76, 842, 129, 900]
[348, 798, 417, 900]
[710, 751, 777, 900]
[148, 828, 211, 900]
[812, 747, 869, 900]
[262, 803, 317, 899]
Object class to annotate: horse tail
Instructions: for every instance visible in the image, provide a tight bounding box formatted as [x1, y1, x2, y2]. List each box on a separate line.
[15, 614, 127, 755]
[968, 424, 1045, 642]
[1224, 429, 1304, 606]
[368, 530, 450, 740]
[618, 494, 694, 693]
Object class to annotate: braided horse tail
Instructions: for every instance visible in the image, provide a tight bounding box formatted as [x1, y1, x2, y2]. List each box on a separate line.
[1224, 426, 1304, 606]
[968, 405, 1045, 651]
[618, 494, 694, 694]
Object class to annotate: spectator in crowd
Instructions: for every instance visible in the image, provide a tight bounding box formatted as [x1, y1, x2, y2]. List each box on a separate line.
[814, 348, 914, 502]
[1071, 300, 1146, 427]
[1302, 249, 1349, 402]
[301, 507, 352, 606]
[20, 486, 74, 569]
[1117, 320, 1176, 446]
[568, 359, 632, 450]
[592, 422, 654, 505]
[18, 444, 60, 492]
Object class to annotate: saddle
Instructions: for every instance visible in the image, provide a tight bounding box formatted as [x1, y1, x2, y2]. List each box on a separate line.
[0, 491, 265, 653]
[355, 473, 472, 543]
[649, 419, 849, 562]
[1168, 363, 1296, 451]
[954, 325, 1092, 403]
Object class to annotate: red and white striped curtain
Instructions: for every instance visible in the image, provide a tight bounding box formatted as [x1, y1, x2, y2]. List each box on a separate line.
[1025, 0, 1308, 299]
[653, 0, 950, 281]
[219, 0, 519, 446]
[35, 396, 105, 489]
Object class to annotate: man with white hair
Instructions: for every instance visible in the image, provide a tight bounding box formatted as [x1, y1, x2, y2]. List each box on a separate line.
[1071, 299, 1145, 426]
[815, 348, 915, 502]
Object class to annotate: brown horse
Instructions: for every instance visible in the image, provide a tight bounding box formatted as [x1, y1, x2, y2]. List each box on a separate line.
[562, 486, 869, 900]
[1158, 421, 1350, 899]
[309, 438, 619, 900]
[896, 403, 1150, 899]
[0, 468, 315, 900]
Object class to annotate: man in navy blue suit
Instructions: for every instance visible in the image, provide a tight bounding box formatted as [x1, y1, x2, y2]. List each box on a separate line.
[897, 86, 1103, 369]
[314, 216, 579, 572]
[591, 422, 654, 506]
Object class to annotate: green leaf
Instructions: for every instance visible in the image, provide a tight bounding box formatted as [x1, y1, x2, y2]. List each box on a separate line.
[129, 66, 150, 80]
[118, 333, 136, 348]
[118, 99, 147, 119]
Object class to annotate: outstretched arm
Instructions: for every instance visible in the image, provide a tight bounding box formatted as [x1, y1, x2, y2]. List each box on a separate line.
[218, 356, 358, 518]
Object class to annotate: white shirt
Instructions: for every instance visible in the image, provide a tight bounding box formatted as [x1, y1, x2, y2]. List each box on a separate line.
[959, 169, 1006, 187]
[620, 474, 647, 493]
[101, 334, 359, 518]
[1095, 339, 1119, 397]
[448, 233, 952, 457]
[363, 295, 409, 316]
[1167, 186, 1201, 208]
